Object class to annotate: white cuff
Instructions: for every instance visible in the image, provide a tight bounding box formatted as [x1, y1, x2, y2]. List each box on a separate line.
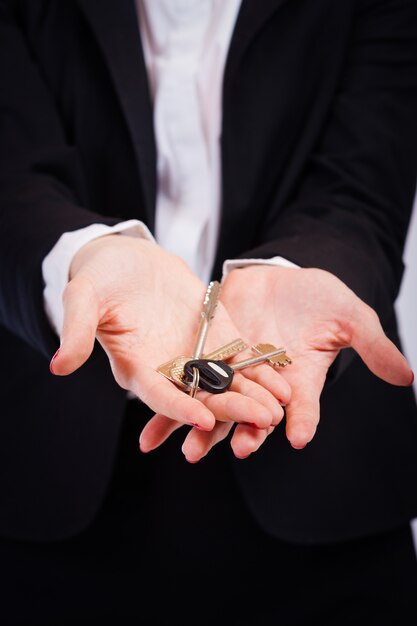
[42, 220, 156, 337]
[222, 256, 300, 279]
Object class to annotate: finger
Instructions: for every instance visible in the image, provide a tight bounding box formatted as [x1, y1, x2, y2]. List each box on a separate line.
[130, 368, 216, 432]
[139, 414, 184, 452]
[230, 373, 284, 425]
[284, 366, 326, 449]
[350, 303, 413, 386]
[233, 424, 276, 457]
[199, 375, 283, 429]
[181, 421, 234, 463]
[238, 364, 292, 408]
[50, 275, 99, 376]
[230, 424, 276, 459]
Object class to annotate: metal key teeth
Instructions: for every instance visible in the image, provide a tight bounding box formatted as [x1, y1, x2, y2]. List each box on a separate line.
[204, 339, 248, 361]
[171, 357, 189, 385]
[252, 343, 292, 367]
[203, 280, 220, 313]
[156, 356, 189, 390]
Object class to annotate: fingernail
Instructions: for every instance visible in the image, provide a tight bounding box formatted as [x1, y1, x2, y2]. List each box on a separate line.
[190, 422, 213, 432]
[49, 348, 60, 374]
[408, 371, 415, 387]
[235, 454, 251, 459]
[186, 458, 200, 464]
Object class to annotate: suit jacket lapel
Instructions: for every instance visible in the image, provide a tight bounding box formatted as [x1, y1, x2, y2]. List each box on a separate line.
[225, 0, 291, 79]
[212, 0, 292, 279]
[76, 0, 290, 232]
[77, 0, 156, 227]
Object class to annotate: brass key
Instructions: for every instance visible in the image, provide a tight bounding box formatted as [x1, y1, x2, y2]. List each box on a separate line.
[206, 338, 248, 362]
[252, 343, 292, 367]
[157, 338, 248, 390]
[156, 281, 222, 393]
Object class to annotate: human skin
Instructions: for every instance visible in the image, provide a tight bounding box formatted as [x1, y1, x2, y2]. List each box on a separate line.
[50, 235, 290, 436]
[140, 265, 413, 461]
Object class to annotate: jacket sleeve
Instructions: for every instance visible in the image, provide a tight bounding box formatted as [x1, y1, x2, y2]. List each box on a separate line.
[0, 0, 120, 357]
[244, 0, 417, 328]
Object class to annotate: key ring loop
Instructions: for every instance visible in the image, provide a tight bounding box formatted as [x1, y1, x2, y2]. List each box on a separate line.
[189, 366, 200, 398]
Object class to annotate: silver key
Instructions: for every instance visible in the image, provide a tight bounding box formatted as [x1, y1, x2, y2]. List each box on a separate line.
[183, 347, 288, 394]
[191, 281, 221, 359]
[156, 281, 221, 392]
[231, 347, 288, 370]
[188, 281, 221, 397]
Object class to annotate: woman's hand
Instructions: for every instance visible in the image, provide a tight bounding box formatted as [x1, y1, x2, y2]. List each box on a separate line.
[50, 236, 286, 436]
[220, 265, 413, 449]
[140, 264, 413, 461]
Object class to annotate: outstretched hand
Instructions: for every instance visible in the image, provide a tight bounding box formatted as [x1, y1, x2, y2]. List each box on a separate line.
[141, 265, 413, 461]
[222, 265, 413, 447]
[49, 236, 288, 436]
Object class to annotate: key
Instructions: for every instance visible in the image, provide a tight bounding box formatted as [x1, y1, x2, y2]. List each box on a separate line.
[156, 281, 221, 393]
[157, 340, 247, 389]
[183, 347, 288, 394]
[188, 280, 221, 397]
[157, 338, 248, 390]
[205, 338, 248, 362]
[252, 342, 292, 367]
[191, 281, 221, 358]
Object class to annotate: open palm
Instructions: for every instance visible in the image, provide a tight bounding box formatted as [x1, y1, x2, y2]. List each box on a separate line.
[50, 236, 284, 436]
[140, 264, 412, 461]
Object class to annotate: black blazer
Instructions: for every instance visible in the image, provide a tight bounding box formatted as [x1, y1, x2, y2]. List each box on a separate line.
[1, 0, 417, 543]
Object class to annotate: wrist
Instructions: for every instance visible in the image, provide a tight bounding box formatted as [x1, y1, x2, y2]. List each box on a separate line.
[69, 234, 122, 280]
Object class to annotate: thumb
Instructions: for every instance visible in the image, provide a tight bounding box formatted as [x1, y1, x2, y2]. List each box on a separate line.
[49, 275, 99, 376]
[350, 303, 413, 387]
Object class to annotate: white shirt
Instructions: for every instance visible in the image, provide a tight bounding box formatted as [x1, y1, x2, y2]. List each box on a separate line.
[42, 0, 297, 337]
[138, 0, 242, 282]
